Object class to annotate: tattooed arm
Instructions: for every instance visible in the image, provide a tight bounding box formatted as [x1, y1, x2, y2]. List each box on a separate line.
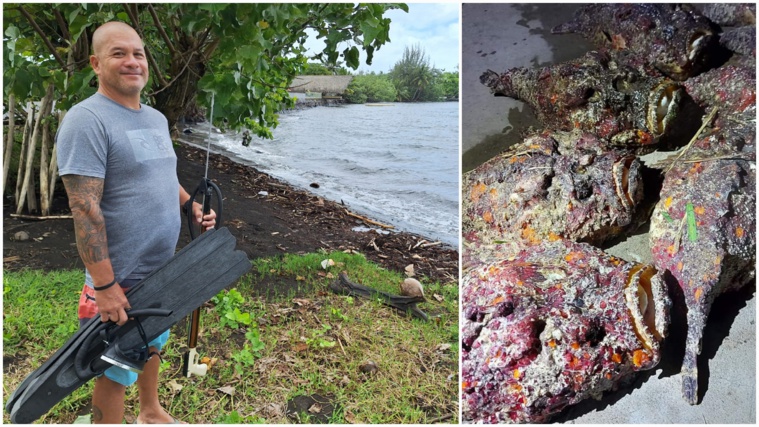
[62, 175, 130, 325]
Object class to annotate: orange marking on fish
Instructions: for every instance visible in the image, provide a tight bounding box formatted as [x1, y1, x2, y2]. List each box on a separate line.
[520, 226, 541, 244]
[548, 339, 557, 348]
[565, 251, 584, 263]
[694, 287, 703, 302]
[568, 356, 582, 369]
[664, 196, 673, 208]
[483, 211, 493, 224]
[677, 261, 683, 271]
[513, 369, 521, 379]
[736, 227, 745, 238]
[470, 183, 487, 202]
[689, 162, 704, 174]
[612, 353, 622, 364]
[667, 244, 677, 256]
[492, 295, 505, 305]
[632, 349, 650, 367]
[611, 34, 627, 50]
[637, 130, 653, 145]
[694, 206, 705, 215]
[571, 342, 581, 350]
[548, 232, 562, 242]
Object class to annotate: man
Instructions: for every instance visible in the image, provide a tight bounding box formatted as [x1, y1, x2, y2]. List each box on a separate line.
[56, 21, 215, 424]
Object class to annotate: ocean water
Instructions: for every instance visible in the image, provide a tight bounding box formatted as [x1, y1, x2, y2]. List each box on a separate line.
[179, 102, 459, 247]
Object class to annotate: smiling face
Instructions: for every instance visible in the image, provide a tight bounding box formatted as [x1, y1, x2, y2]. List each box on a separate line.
[90, 22, 149, 109]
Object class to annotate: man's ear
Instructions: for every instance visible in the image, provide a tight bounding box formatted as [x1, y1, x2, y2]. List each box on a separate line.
[90, 55, 101, 75]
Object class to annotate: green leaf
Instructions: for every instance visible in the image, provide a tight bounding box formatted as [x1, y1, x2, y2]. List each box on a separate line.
[662, 211, 674, 223]
[686, 202, 698, 242]
[345, 46, 360, 69]
[360, 18, 381, 46]
[5, 25, 20, 39]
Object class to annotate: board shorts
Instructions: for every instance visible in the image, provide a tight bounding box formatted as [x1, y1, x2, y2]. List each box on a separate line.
[77, 282, 170, 387]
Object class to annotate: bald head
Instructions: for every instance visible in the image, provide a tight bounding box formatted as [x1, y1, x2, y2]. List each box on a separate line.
[92, 21, 142, 56]
[89, 21, 149, 109]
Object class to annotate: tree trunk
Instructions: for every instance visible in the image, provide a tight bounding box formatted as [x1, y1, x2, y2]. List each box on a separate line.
[3, 93, 16, 197]
[39, 109, 53, 215]
[47, 110, 65, 209]
[15, 102, 35, 206]
[17, 83, 55, 215]
[153, 47, 206, 135]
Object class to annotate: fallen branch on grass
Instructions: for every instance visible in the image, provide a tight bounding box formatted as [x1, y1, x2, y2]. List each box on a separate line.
[329, 273, 427, 320]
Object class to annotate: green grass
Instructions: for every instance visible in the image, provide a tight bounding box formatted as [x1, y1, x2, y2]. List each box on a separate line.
[3, 251, 458, 424]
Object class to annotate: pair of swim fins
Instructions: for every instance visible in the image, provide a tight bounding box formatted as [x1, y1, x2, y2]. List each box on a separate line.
[5, 227, 251, 424]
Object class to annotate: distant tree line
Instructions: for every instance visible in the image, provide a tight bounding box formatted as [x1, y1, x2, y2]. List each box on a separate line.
[305, 44, 459, 103]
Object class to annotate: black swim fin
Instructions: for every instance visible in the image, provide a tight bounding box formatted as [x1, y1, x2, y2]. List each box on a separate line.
[6, 227, 251, 424]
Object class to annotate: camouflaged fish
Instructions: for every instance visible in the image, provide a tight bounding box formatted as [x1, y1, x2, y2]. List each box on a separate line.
[463, 129, 644, 247]
[719, 26, 756, 60]
[683, 64, 756, 145]
[481, 51, 683, 148]
[552, 4, 716, 80]
[701, 3, 756, 27]
[462, 239, 671, 423]
[650, 134, 756, 405]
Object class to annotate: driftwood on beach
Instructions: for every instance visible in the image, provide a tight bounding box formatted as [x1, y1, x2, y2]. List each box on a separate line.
[329, 273, 428, 320]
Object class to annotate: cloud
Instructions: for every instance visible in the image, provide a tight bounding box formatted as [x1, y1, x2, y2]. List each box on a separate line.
[303, 3, 460, 74]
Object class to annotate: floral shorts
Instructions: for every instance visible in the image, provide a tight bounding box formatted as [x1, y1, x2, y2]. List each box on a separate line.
[77, 284, 170, 386]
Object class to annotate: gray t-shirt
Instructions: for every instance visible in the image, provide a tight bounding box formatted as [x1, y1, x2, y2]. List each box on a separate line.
[57, 93, 181, 286]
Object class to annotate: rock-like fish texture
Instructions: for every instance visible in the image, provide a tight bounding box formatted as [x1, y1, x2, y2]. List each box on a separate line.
[552, 4, 716, 80]
[701, 3, 756, 27]
[683, 64, 756, 146]
[650, 135, 756, 405]
[463, 130, 644, 246]
[462, 240, 671, 423]
[481, 51, 682, 148]
[719, 26, 756, 59]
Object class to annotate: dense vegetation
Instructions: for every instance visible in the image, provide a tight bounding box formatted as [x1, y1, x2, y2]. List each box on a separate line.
[343, 45, 459, 103]
[2, 3, 406, 215]
[4, 3, 406, 134]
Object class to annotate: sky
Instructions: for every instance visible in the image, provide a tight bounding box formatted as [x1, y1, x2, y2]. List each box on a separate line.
[304, 3, 460, 74]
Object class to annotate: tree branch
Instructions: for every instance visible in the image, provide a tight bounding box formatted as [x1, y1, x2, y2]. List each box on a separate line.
[145, 51, 196, 97]
[18, 6, 67, 68]
[53, 9, 70, 41]
[146, 4, 176, 55]
[122, 3, 169, 87]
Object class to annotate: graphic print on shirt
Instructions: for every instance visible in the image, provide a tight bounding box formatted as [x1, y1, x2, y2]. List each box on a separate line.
[126, 128, 173, 163]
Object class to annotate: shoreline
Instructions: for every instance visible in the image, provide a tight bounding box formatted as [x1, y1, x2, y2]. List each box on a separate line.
[3, 141, 459, 285]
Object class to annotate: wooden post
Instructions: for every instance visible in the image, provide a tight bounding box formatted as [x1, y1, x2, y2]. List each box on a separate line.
[17, 83, 54, 215]
[39, 100, 55, 215]
[47, 111, 64, 210]
[3, 93, 15, 197]
[14, 102, 34, 209]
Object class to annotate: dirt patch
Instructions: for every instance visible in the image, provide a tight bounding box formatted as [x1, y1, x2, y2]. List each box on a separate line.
[3, 142, 458, 288]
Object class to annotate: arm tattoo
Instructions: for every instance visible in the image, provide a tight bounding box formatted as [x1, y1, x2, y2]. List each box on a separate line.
[61, 175, 110, 265]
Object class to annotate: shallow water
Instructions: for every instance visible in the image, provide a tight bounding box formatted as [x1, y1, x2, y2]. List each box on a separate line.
[179, 102, 459, 246]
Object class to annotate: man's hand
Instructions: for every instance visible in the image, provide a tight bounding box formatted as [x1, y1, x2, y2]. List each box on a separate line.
[192, 203, 217, 231]
[95, 283, 131, 325]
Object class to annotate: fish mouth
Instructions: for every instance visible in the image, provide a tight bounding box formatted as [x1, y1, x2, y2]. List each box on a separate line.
[625, 264, 667, 351]
[687, 30, 712, 62]
[612, 156, 641, 211]
[647, 82, 682, 135]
